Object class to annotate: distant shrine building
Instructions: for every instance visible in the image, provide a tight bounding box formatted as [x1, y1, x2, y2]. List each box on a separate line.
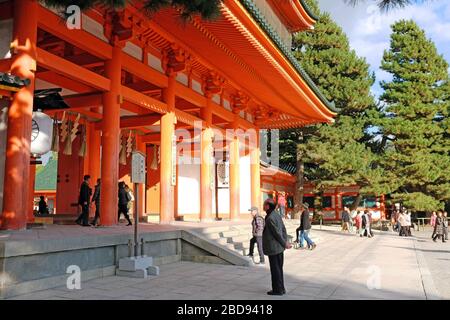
[0, 0, 337, 230]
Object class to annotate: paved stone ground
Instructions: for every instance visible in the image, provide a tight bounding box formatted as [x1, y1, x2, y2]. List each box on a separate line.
[8, 226, 449, 300]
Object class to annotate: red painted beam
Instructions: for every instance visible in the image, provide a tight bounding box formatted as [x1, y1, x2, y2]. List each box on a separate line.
[36, 48, 110, 91]
[37, 5, 112, 60]
[94, 113, 160, 130]
[37, 71, 95, 94]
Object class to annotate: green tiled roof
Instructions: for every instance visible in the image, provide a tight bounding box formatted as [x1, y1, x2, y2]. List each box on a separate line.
[240, 0, 338, 113]
[35, 157, 57, 191]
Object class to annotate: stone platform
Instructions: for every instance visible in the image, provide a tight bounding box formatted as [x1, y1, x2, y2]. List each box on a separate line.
[0, 221, 252, 298]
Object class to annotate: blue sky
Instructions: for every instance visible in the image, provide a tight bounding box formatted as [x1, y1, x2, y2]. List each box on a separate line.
[317, 0, 450, 98]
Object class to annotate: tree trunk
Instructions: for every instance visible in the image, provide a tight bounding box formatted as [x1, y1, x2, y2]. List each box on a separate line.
[293, 132, 304, 220]
[350, 194, 363, 211]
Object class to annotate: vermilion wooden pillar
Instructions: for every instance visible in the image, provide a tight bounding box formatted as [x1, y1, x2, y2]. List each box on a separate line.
[160, 74, 176, 224]
[1, 0, 37, 230]
[88, 121, 101, 184]
[250, 128, 261, 210]
[229, 122, 240, 221]
[100, 44, 122, 226]
[200, 100, 213, 222]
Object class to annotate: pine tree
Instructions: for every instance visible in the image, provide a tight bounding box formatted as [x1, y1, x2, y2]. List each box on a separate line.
[279, 0, 380, 215]
[42, 0, 222, 20]
[379, 20, 450, 211]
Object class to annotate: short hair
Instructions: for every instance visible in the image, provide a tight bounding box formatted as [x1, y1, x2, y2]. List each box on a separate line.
[97, 178, 101, 183]
[40, 195, 45, 200]
[84, 175, 91, 181]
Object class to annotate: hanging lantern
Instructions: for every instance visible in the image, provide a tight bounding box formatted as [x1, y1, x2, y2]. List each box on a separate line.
[63, 119, 72, 155]
[78, 125, 87, 157]
[30, 111, 53, 156]
[150, 145, 158, 170]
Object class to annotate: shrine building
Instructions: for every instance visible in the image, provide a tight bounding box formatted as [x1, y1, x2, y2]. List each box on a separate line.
[0, 0, 336, 230]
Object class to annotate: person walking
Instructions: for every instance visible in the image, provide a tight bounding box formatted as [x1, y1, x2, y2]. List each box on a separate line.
[341, 206, 351, 232]
[361, 209, 372, 238]
[355, 211, 362, 236]
[247, 207, 265, 264]
[350, 209, 357, 233]
[91, 178, 101, 227]
[433, 211, 446, 243]
[125, 184, 135, 216]
[405, 211, 412, 236]
[430, 211, 437, 239]
[443, 211, 448, 241]
[398, 211, 408, 236]
[118, 181, 133, 226]
[38, 196, 49, 215]
[76, 175, 92, 226]
[298, 203, 316, 250]
[262, 198, 291, 296]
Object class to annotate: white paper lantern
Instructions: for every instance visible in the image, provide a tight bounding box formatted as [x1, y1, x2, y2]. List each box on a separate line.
[30, 111, 53, 156]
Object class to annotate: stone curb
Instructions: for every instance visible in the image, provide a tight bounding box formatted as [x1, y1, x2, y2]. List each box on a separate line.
[413, 237, 441, 300]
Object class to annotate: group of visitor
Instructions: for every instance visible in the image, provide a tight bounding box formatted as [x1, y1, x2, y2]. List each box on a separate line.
[430, 210, 448, 243]
[75, 175, 134, 227]
[341, 206, 374, 238]
[390, 209, 413, 237]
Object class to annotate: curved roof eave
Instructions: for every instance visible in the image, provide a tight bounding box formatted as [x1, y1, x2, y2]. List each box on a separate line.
[239, 0, 340, 116]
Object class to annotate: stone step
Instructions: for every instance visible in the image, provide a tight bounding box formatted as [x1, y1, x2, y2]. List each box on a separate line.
[199, 232, 222, 240]
[198, 226, 231, 234]
[234, 241, 250, 250]
[230, 234, 251, 243]
[215, 237, 229, 245]
[220, 230, 240, 237]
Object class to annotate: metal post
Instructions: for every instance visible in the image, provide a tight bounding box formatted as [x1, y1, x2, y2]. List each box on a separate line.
[134, 182, 139, 257]
[128, 239, 133, 257]
[141, 238, 145, 257]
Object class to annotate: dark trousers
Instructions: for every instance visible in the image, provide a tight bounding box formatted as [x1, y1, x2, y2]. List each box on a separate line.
[268, 252, 285, 294]
[76, 204, 89, 225]
[295, 226, 301, 242]
[118, 204, 132, 224]
[444, 227, 448, 240]
[249, 236, 264, 262]
[433, 234, 446, 242]
[92, 204, 100, 225]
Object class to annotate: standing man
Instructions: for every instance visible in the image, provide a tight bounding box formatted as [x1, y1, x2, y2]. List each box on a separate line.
[247, 207, 265, 264]
[91, 178, 101, 227]
[262, 198, 291, 296]
[341, 206, 351, 232]
[298, 203, 316, 250]
[76, 175, 92, 226]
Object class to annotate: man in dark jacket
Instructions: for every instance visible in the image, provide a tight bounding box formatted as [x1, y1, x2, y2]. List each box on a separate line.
[262, 198, 291, 295]
[118, 181, 132, 226]
[298, 203, 316, 250]
[247, 206, 265, 264]
[341, 206, 351, 232]
[91, 178, 101, 227]
[76, 175, 92, 226]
